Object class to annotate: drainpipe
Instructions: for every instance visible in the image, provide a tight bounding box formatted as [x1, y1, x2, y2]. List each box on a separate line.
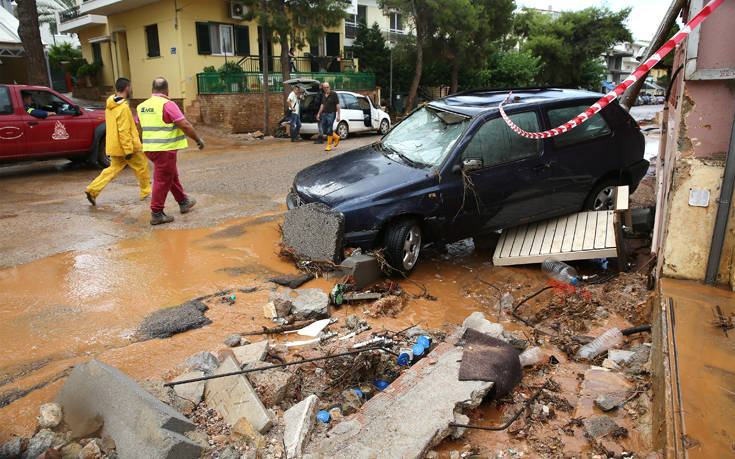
[704, 107, 735, 285]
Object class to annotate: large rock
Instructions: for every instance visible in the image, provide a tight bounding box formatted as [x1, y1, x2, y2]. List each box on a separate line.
[171, 371, 205, 405]
[291, 289, 330, 320]
[224, 334, 242, 347]
[269, 290, 297, 317]
[204, 356, 273, 433]
[282, 203, 345, 263]
[137, 300, 211, 340]
[0, 437, 25, 459]
[246, 361, 296, 407]
[22, 430, 67, 459]
[283, 395, 320, 458]
[54, 359, 201, 459]
[232, 341, 269, 367]
[38, 403, 63, 428]
[181, 351, 220, 376]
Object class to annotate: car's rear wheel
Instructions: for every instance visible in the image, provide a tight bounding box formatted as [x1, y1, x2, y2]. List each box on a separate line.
[584, 179, 619, 211]
[336, 121, 349, 140]
[384, 219, 422, 274]
[378, 119, 390, 135]
[95, 135, 109, 168]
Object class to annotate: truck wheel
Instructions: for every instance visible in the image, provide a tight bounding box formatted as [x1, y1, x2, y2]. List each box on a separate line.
[384, 219, 422, 274]
[379, 119, 390, 135]
[584, 179, 618, 211]
[95, 135, 110, 168]
[336, 121, 349, 140]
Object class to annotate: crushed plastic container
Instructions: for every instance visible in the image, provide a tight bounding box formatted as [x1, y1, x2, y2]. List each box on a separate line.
[397, 348, 414, 366]
[416, 336, 431, 349]
[518, 347, 547, 367]
[541, 259, 580, 285]
[374, 380, 390, 391]
[352, 388, 363, 398]
[317, 410, 330, 423]
[576, 328, 624, 360]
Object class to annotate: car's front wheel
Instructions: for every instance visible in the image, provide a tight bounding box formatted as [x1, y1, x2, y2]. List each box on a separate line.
[384, 219, 422, 274]
[584, 179, 618, 210]
[336, 121, 349, 140]
[94, 135, 110, 168]
[378, 118, 390, 135]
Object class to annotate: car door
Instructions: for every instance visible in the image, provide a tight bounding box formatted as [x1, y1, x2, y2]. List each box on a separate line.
[443, 109, 557, 239]
[356, 95, 375, 130]
[22, 89, 90, 156]
[338, 93, 366, 132]
[0, 86, 26, 159]
[542, 102, 616, 213]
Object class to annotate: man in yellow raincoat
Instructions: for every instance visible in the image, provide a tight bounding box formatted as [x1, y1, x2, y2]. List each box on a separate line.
[84, 78, 151, 206]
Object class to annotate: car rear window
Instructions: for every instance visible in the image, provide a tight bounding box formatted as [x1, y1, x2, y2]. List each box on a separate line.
[0, 86, 12, 114]
[462, 111, 542, 167]
[547, 105, 611, 148]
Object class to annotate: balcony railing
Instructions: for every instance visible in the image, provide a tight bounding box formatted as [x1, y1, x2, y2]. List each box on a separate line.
[345, 22, 358, 39]
[197, 72, 375, 94]
[59, 5, 81, 23]
[237, 55, 357, 74]
[384, 29, 405, 44]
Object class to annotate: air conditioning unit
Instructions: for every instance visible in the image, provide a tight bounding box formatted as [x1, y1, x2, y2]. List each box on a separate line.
[229, 2, 248, 19]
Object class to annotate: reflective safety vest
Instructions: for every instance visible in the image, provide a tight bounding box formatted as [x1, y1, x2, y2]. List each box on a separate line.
[138, 96, 187, 151]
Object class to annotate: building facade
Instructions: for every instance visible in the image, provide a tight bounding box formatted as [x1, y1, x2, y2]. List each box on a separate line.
[343, 0, 407, 51]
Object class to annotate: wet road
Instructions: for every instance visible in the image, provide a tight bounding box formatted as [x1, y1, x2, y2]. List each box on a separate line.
[0, 133, 378, 267]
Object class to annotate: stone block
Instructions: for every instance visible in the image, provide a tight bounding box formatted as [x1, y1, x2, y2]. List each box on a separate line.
[204, 356, 273, 433]
[283, 395, 320, 458]
[291, 289, 330, 321]
[269, 289, 297, 317]
[181, 351, 220, 376]
[461, 312, 505, 340]
[54, 360, 201, 459]
[231, 341, 269, 367]
[172, 371, 205, 405]
[282, 203, 344, 263]
[341, 254, 381, 289]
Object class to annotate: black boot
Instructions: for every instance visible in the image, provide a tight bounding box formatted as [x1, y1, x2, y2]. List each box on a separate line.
[150, 211, 174, 225]
[314, 135, 324, 144]
[179, 197, 196, 214]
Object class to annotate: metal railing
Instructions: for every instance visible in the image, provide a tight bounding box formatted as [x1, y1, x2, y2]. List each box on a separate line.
[59, 5, 81, 23]
[384, 29, 405, 44]
[197, 72, 375, 94]
[345, 22, 358, 39]
[237, 55, 356, 73]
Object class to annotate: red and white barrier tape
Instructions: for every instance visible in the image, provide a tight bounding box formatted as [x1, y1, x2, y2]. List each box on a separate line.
[499, 0, 724, 139]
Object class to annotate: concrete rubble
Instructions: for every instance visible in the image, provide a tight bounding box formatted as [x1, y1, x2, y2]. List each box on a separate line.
[231, 340, 269, 366]
[37, 402, 63, 428]
[461, 311, 505, 340]
[54, 359, 201, 458]
[171, 371, 206, 405]
[282, 202, 345, 263]
[290, 288, 330, 320]
[181, 350, 220, 376]
[283, 395, 319, 458]
[245, 361, 296, 406]
[341, 253, 381, 289]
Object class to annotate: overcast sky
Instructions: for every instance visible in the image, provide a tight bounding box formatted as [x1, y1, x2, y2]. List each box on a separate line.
[516, 0, 673, 41]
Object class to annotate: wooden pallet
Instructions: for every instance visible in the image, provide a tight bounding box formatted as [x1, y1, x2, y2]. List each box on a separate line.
[492, 186, 629, 266]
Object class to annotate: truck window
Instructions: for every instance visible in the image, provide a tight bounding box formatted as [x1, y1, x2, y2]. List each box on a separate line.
[0, 86, 12, 114]
[462, 112, 542, 167]
[547, 105, 611, 148]
[22, 90, 76, 116]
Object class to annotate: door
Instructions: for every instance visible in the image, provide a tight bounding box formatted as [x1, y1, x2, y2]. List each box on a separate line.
[443, 110, 555, 239]
[0, 86, 25, 159]
[21, 89, 91, 156]
[325, 32, 340, 71]
[339, 93, 366, 132]
[116, 31, 131, 80]
[356, 95, 376, 129]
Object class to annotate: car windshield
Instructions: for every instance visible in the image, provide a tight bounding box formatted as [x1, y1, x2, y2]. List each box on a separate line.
[381, 107, 470, 168]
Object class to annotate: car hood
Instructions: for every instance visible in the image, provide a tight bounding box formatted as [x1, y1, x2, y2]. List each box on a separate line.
[293, 144, 428, 207]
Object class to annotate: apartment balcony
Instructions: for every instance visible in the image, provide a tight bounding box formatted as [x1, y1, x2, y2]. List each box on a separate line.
[57, 6, 106, 33]
[345, 22, 358, 40]
[383, 29, 405, 44]
[79, 0, 159, 16]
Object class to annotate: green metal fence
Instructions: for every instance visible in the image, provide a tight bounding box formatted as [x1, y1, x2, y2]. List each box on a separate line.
[196, 72, 376, 94]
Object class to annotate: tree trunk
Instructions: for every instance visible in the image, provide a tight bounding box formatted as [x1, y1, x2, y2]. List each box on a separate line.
[450, 58, 459, 94]
[280, 30, 291, 113]
[260, 0, 270, 135]
[17, 0, 49, 86]
[404, 15, 423, 115]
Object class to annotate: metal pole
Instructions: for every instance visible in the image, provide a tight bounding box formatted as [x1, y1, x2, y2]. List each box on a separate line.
[389, 45, 393, 111]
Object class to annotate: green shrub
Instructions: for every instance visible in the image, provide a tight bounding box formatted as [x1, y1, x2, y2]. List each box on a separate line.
[202, 65, 216, 73]
[76, 61, 102, 78]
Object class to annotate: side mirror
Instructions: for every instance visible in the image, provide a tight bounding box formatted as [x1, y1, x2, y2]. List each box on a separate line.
[74, 104, 82, 115]
[461, 158, 483, 172]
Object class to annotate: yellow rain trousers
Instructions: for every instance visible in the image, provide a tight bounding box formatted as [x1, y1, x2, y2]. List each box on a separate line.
[85, 153, 151, 199]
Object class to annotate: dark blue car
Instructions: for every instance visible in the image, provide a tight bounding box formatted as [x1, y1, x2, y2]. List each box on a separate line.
[288, 88, 648, 272]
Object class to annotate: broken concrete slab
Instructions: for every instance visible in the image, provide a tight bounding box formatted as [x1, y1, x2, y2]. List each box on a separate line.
[181, 351, 220, 376]
[461, 312, 504, 340]
[607, 349, 635, 364]
[283, 394, 320, 459]
[137, 300, 212, 340]
[231, 341, 269, 367]
[341, 254, 381, 289]
[291, 288, 330, 320]
[204, 356, 272, 433]
[574, 368, 631, 419]
[54, 359, 201, 459]
[594, 394, 622, 412]
[306, 342, 493, 459]
[246, 361, 296, 407]
[172, 371, 205, 405]
[269, 289, 296, 317]
[282, 203, 345, 263]
[583, 415, 619, 439]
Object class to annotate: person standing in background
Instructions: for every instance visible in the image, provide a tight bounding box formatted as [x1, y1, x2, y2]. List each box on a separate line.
[316, 82, 341, 151]
[288, 86, 303, 142]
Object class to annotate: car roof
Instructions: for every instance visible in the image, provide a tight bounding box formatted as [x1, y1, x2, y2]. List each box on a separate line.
[429, 87, 604, 117]
[335, 90, 365, 97]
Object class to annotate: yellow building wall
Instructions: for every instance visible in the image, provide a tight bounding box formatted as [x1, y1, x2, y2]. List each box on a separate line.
[76, 24, 115, 88]
[365, 5, 390, 30]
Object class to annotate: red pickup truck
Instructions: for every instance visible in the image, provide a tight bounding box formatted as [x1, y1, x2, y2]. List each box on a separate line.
[0, 84, 109, 167]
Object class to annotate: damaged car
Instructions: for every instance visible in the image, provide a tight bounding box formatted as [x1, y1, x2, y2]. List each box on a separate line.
[287, 88, 648, 272]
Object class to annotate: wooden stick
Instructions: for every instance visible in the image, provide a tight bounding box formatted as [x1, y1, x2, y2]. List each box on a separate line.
[241, 318, 317, 336]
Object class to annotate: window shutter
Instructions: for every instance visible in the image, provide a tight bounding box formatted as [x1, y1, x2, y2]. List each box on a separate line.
[196, 22, 211, 55]
[235, 25, 249, 56]
[145, 25, 160, 58]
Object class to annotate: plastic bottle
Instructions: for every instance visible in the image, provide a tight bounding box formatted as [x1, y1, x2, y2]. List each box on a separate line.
[518, 347, 547, 367]
[541, 259, 580, 285]
[576, 328, 624, 360]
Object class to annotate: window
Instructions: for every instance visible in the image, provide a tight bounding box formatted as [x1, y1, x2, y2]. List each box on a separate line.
[357, 5, 367, 25]
[390, 13, 403, 31]
[357, 96, 371, 110]
[92, 42, 102, 65]
[196, 22, 249, 56]
[462, 112, 542, 167]
[21, 90, 76, 115]
[547, 105, 611, 148]
[340, 93, 361, 110]
[145, 24, 160, 58]
[0, 86, 13, 114]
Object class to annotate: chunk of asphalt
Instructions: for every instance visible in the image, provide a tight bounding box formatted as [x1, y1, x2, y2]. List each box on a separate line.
[282, 203, 345, 263]
[55, 360, 201, 459]
[137, 300, 212, 340]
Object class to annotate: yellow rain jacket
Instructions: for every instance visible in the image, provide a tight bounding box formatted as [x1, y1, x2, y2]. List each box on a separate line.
[105, 95, 142, 157]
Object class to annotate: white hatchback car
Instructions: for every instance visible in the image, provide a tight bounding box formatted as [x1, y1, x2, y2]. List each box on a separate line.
[284, 78, 391, 140]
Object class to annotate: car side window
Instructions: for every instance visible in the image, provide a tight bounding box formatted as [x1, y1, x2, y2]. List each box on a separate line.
[341, 94, 361, 110]
[24, 90, 77, 115]
[0, 86, 12, 114]
[462, 111, 542, 167]
[547, 105, 611, 148]
[357, 96, 370, 110]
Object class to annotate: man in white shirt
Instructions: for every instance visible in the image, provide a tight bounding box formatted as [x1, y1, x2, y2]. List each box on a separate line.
[288, 86, 303, 142]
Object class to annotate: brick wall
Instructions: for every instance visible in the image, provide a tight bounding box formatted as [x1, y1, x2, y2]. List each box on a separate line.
[198, 93, 287, 133]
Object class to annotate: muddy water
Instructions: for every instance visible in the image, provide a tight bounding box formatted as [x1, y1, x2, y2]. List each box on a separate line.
[0, 213, 541, 441]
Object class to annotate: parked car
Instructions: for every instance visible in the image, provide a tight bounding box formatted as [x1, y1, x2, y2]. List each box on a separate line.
[287, 88, 648, 273]
[284, 78, 391, 140]
[0, 85, 107, 166]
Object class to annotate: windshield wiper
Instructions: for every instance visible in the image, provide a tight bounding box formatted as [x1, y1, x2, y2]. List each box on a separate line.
[384, 145, 429, 169]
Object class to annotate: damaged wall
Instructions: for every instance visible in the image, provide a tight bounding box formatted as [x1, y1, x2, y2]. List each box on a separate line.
[657, 0, 735, 290]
